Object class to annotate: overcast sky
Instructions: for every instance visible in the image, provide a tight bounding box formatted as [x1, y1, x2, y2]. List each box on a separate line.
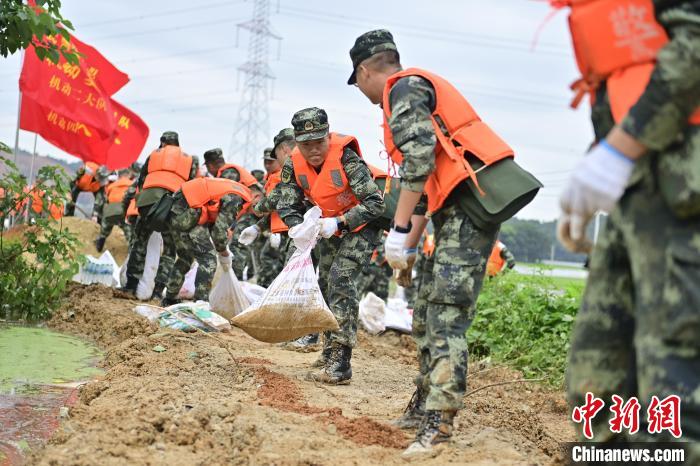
[0, 0, 594, 221]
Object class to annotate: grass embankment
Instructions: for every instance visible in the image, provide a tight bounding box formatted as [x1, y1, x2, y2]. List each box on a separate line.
[470, 272, 585, 388]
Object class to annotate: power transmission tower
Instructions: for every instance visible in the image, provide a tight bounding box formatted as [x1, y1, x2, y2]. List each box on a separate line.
[229, 0, 281, 169]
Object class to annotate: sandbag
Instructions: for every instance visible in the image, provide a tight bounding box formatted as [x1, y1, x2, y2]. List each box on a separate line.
[178, 261, 198, 299]
[231, 207, 339, 342]
[241, 282, 266, 305]
[384, 298, 413, 334]
[359, 292, 386, 335]
[136, 232, 163, 300]
[209, 268, 251, 319]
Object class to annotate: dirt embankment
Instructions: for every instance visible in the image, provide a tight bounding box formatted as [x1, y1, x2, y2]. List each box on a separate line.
[30, 284, 573, 465]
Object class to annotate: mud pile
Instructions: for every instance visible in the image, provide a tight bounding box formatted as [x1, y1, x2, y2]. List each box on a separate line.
[29, 284, 573, 465]
[60, 217, 129, 264]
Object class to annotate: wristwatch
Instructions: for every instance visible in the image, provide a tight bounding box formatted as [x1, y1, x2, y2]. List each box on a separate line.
[337, 217, 350, 236]
[391, 220, 412, 234]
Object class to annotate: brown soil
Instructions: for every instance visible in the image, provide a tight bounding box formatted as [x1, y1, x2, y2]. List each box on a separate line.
[61, 216, 129, 264]
[29, 284, 574, 465]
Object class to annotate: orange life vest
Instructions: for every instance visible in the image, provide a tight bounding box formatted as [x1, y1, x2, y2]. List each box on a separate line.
[291, 132, 365, 232]
[217, 163, 258, 188]
[75, 162, 101, 193]
[556, 0, 700, 124]
[105, 177, 133, 203]
[422, 234, 435, 257]
[143, 146, 193, 192]
[382, 68, 514, 214]
[181, 177, 252, 225]
[263, 169, 289, 233]
[487, 241, 506, 277]
[368, 164, 388, 180]
[25, 187, 63, 220]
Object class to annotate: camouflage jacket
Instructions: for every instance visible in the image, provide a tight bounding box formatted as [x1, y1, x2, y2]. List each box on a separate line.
[218, 166, 242, 182]
[171, 192, 243, 252]
[277, 147, 385, 230]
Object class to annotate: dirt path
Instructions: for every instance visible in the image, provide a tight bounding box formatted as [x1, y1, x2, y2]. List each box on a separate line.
[30, 284, 573, 465]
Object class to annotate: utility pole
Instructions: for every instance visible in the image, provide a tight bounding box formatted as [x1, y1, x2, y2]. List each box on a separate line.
[229, 0, 281, 169]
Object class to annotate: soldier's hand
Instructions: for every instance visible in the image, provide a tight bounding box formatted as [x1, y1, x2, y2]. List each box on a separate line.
[218, 249, 233, 271]
[395, 253, 417, 288]
[238, 225, 260, 245]
[385, 228, 410, 269]
[558, 140, 633, 252]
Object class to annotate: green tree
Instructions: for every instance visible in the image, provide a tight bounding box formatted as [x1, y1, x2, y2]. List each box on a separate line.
[0, 156, 80, 321]
[1, 0, 77, 64]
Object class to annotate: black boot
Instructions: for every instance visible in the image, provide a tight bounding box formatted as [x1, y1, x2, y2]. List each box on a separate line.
[311, 341, 332, 368]
[393, 388, 427, 429]
[116, 277, 138, 297]
[306, 344, 352, 385]
[402, 410, 455, 458]
[150, 282, 165, 301]
[94, 236, 106, 253]
[160, 295, 181, 307]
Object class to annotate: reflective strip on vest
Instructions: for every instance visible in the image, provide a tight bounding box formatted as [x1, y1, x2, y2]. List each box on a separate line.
[143, 146, 193, 192]
[382, 68, 514, 214]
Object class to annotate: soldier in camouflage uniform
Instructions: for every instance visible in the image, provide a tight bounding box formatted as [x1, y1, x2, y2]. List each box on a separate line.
[277, 107, 385, 384]
[554, 1, 700, 456]
[94, 169, 135, 252]
[202, 148, 264, 280]
[120, 131, 199, 300]
[65, 164, 109, 219]
[349, 30, 502, 456]
[121, 179, 139, 250]
[251, 168, 266, 184]
[357, 241, 393, 302]
[161, 179, 248, 306]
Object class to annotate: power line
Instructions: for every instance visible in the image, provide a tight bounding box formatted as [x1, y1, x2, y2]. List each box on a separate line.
[91, 15, 246, 41]
[79, 0, 243, 28]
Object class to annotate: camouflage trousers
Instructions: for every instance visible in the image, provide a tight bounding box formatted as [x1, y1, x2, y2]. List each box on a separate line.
[125, 214, 176, 288]
[165, 225, 217, 301]
[99, 214, 132, 245]
[229, 214, 258, 280]
[403, 252, 426, 308]
[412, 205, 497, 411]
[257, 234, 293, 288]
[317, 226, 382, 348]
[566, 172, 700, 454]
[357, 260, 392, 301]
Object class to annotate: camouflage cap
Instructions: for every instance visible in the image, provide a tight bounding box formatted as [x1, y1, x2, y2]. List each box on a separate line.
[203, 148, 224, 164]
[273, 127, 295, 151]
[347, 29, 398, 85]
[251, 169, 265, 183]
[160, 131, 179, 146]
[263, 147, 276, 161]
[292, 107, 329, 142]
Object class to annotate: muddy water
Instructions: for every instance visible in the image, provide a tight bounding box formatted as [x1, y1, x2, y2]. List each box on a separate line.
[0, 326, 102, 465]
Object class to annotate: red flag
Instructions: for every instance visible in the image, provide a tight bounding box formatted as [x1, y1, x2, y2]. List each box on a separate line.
[20, 96, 149, 170]
[18, 30, 148, 169]
[20, 37, 119, 138]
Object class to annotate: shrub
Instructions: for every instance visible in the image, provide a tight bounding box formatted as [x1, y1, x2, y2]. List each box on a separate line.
[469, 271, 584, 387]
[0, 157, 80, 321]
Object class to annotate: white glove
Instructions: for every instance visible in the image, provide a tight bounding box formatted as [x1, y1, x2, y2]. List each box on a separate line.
[270, 233, 281, 249]
[107, 173, 118, 182]
[384, 228, 410, 269]
[219, 250, 232, 271]
[319, 218, 338, 239]
[558, 141, 634, 251]
[238, 225, 260, 246]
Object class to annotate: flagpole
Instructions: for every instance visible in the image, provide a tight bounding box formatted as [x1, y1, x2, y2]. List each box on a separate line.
[12, 50, 25, 164]
[28, 133, 38, 185]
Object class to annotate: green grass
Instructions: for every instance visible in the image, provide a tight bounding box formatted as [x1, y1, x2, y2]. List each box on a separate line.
[469, 272, 584, 388]
[520, 261, 585, 271]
